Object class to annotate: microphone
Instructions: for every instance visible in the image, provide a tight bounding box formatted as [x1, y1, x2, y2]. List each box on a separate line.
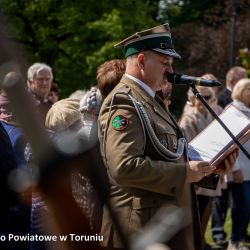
[167, 73, 221, 87]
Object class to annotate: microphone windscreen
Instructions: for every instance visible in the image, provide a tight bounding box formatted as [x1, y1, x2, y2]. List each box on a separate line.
[166, 73, 181, 84]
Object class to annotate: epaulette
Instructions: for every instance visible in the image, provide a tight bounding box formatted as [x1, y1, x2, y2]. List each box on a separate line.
[112, 83, 131, 95]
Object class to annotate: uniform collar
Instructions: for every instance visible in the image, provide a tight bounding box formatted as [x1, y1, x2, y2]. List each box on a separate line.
[125, 73, 155, 98]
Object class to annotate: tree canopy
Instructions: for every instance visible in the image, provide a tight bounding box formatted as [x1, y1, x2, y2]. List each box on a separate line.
[1, 0, 250, 118]
[0, 0, 158, 96]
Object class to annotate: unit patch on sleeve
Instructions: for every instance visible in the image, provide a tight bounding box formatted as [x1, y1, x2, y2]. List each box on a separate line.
[112, 115, 129, 131]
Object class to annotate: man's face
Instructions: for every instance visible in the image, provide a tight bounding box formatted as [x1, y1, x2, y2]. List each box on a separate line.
[143, 51, 173, 91]
[232, 70, 248, 88]
[30, 69, 52, 98]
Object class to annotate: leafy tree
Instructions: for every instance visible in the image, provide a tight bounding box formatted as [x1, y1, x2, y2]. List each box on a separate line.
[157, 0, 228, 27]
[2, 0, 250, 117]
[238, 48, 250, 76]
[0, 0, 157, 96]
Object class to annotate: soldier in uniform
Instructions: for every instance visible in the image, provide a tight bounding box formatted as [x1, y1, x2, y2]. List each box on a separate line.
[98, 23, 238, 250]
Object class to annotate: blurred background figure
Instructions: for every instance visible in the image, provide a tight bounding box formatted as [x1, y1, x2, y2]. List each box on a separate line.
[179, 86, 214, 142]
[79, 87, 109, 234]
[179, 86, 216, 250]
[0, 89, 31, 249]
[0, 89, 16, 124]
[226, 78, 250, 250]
[194, 74, 224, 250]
[211, 66, 248, 248]
[46, 98, 83, 132]
[27, 62, 53, 123]
[96, 59, 126, 98]
[201, 73, 223, 115]
[156, 78, 173, 109]
[0, 121, 19, 249]
[27, 98, 90, 250]
[80, 87, 102, 121]
[79, 86, 103, 146]
[68, 89, 86, 100]
[181, 85, 197, 115]
[217, 66, 247, 109]
[24, 95, 106, 250]
[48, 82, 60, 104]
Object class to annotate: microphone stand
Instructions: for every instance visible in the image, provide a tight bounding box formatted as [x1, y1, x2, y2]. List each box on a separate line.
[191, 85, 250, 161]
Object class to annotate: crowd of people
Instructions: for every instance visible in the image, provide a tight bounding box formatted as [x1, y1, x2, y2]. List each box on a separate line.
[0, 22, 249, 250]
[179, 67, 250, 250]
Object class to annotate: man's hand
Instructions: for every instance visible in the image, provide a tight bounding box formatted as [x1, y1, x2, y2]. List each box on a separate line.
[186, 161, 216, 183]
[214, 149, 239, 175]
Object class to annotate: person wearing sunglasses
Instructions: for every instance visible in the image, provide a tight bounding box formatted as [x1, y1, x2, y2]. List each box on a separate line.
[179, 86, 214, 143]
[179, 85, 219, 250]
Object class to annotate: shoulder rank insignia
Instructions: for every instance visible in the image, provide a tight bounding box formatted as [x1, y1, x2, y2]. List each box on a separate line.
[112, 115, 129, 131]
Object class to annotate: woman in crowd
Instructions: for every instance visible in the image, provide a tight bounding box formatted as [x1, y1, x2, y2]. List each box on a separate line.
[226, 78, 250, 250]
[179, 85, 219, 250]
[201, 73, 223, 115]
[48, 82, 60, 103]
[179, 86, 214, 142]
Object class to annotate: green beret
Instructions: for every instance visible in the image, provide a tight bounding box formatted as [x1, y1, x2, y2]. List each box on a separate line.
[114, 23, 181, 59]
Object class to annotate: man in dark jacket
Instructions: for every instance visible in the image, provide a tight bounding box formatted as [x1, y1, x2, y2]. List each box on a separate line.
[0, 122, 18, 248]
[27, 62, 53, 123]
[217, 66, 247, 108]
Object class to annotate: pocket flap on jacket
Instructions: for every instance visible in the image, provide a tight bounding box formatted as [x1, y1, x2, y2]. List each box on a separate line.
[154, 122, 175, 135]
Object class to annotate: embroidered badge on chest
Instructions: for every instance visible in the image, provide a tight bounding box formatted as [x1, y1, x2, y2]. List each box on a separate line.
[112, 115, 129, 131]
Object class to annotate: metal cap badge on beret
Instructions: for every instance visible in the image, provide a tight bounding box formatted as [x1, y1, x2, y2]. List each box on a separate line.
[114, 23, 181, 59]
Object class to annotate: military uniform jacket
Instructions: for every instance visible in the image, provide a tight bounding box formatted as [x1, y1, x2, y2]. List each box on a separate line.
[98, 75, 202, 250]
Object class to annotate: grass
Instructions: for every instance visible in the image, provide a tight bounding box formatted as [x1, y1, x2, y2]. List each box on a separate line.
[205, 209, 250, 248]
